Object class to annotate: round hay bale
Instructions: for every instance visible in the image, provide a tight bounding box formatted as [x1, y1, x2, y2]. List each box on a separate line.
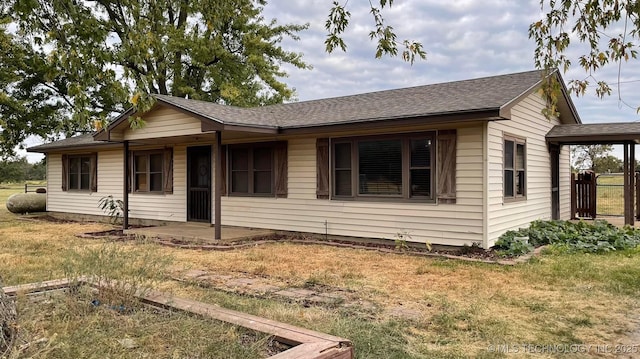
[6, 193, 46, 214]
[0, 284, 16, 356]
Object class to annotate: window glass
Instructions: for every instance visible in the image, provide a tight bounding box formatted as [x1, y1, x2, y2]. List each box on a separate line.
[231, 172, 248, 193]
[410, 139, 431, 167]
[69, 158, 79, 174]
[504, 140, 514, 169]
[231, 148, 248, 171]
[150, 173, 163, 192]
[411, 169, 431, 197]
[150, 154, 163, 173]
[516, 143, 525, 170]
[136, 173, 147, 191]
[516, 171, 525, 195]
[504, 169, 514, 197]
[254, 172, 272, 193]
[334, 143, 352, 196]
[358, 139, 402, 195]
[253, 148, 272, 171]
[69, 171, 79, 190]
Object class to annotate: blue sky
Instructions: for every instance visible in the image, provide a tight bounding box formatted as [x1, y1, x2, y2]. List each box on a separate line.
[24, 0, 640, 161]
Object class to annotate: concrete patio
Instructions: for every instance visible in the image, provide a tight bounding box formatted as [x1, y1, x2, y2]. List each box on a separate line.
[124, 222, 275, 243]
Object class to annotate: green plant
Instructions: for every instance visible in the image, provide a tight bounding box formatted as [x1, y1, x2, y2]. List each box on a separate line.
[495, 220, 640, 257]
[394, 231, 412, 251]
[98, 195, 125, 224]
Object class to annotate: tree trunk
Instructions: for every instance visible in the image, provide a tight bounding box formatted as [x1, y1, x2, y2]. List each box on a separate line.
[0, 281, 16, 356]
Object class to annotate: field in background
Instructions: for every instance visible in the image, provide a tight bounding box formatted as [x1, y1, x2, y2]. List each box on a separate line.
[596, 173, 626, 216]
[2, 183, 640, 357]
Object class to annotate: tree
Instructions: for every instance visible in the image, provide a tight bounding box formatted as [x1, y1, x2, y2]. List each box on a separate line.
[593, 154, 623, 173]
[324, 0, 426, 64]
[1, 0, 309, 156]
[529, 1, 640, 115]
[571, 144, 615, 172]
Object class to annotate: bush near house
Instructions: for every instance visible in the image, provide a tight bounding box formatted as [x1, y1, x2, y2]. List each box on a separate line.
[495, 220, 640, 257]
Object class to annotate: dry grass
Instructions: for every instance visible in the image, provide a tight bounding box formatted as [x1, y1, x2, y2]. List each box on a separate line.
[2, 182, 640, 357]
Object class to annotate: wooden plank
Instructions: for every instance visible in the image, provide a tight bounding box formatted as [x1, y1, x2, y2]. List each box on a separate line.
[137, 289, 350, 346]
[269, 342, 348, 359]
[3, 278, 79, 296]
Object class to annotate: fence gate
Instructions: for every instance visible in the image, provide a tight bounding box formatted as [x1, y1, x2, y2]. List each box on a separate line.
[571, 172, 596, 219]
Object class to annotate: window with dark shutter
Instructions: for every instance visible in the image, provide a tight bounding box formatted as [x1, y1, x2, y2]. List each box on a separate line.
[62, 153, 98, 192]
[131, 148, 173, 194]
[331, 132, 437, 201]
[227, 141, 287, 197]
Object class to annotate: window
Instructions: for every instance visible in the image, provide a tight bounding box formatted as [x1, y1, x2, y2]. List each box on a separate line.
[332, 133, 435, 200]
[227, 142, 287, 197]
[62, 154, 97, 192]
[134, 151, 164, 192]
[504, 135, 526, 200]
[128, 148, 173, 194]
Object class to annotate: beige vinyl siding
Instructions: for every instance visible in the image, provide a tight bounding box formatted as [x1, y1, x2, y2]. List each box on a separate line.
[123, 106, 202, 141]
[219, 127, 485, 247]
[47, 150, 123, 216]
[47, 146, 187, 222]
[486, 92, 566, 246]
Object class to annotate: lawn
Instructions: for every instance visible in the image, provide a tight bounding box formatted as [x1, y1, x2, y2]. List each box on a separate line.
[2, 183, 640, 358]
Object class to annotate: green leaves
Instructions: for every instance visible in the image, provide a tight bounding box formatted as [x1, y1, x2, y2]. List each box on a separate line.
[496, 220, 640, 257]
[531, 0, 640, 113]
[324, 1, 426, 65]
[1, 0, 311, 156]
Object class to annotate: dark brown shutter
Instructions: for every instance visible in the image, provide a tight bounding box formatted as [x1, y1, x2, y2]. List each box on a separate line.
[61, 154, 68, 191]
[90, 153, 98, 192]
[163, 148, 174, 194]
[128, 151, 134, 193]
[274, 141, 288, 198]
[316, 138, 329, 199]
[221, 145, 227, 196]
[437, 130, 457, 204]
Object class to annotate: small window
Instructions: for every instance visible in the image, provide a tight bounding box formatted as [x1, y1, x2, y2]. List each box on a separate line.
[229, 144, 274, 196]
[134, 152, 164, 192]
[68, 156, 92, 191]
[504, 136, 526, 200]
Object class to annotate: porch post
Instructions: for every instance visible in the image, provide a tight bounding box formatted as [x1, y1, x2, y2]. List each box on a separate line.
[624, 142, 632, 226]
[630, 143, 635, 226]
[214, 131, 222, 240]
[123, 140, 129, 230]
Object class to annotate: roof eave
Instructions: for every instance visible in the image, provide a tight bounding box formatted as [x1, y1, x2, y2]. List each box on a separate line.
[279, 109, 504, 135]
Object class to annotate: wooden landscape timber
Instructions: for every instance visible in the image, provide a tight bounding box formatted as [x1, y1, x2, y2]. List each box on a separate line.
[3, 278, 354, 359]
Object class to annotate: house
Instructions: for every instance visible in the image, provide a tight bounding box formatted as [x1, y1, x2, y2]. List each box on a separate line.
[28, 69, 580, 248]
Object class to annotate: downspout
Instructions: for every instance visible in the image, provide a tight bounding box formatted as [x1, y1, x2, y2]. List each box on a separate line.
[214, 131, 222, 240]
[123, 140, 129, 230]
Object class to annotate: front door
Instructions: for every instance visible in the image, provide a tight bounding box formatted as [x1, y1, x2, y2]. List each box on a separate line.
[550, 144, 560, 220]
[187, 146, 211, 222]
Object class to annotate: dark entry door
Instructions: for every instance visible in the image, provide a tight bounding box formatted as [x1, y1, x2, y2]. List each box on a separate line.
[550, 144, 560, 220]
[187, 146, 211, 222]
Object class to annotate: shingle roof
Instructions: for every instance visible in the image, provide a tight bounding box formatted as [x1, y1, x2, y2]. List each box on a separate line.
[28, 133, 116, 152]
[546, 122, 640, 144]
[31, 69, 575, 152]
[153, 69, 548, 128]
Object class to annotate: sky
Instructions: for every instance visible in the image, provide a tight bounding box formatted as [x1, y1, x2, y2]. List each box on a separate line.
[23, 0, 640, 162]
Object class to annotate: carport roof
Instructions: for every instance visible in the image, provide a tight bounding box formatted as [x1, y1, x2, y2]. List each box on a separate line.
[546, 122, 640, 145]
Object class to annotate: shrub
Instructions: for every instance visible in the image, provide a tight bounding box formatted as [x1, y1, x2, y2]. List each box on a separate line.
[495, 220, 640, 257]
